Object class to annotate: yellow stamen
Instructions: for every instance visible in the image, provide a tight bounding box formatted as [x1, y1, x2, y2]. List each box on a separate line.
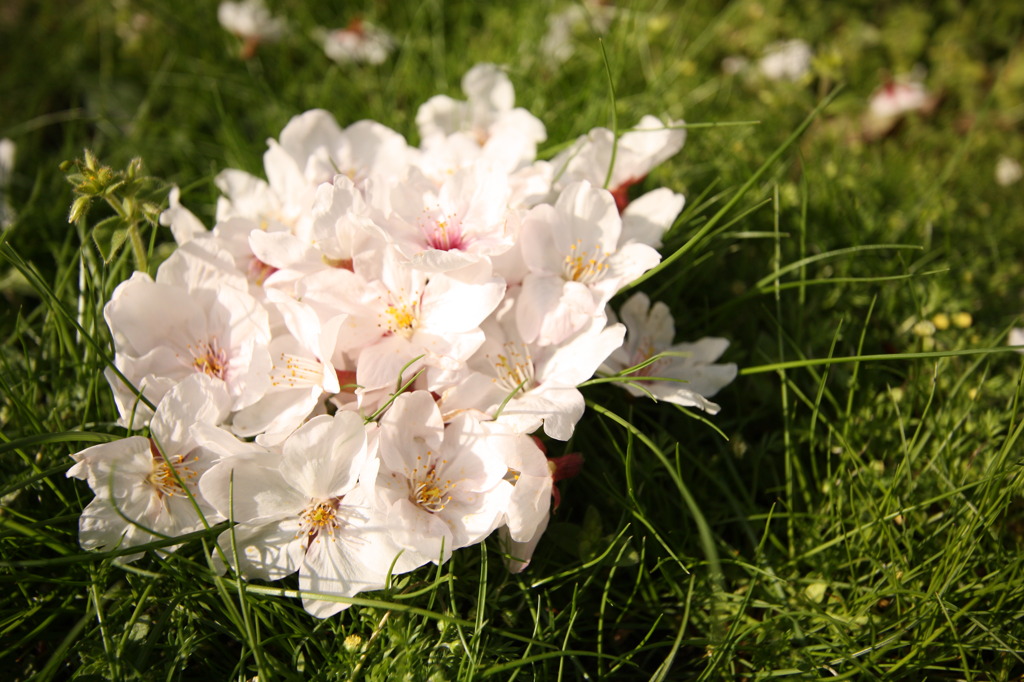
[562, 239, 610, 283]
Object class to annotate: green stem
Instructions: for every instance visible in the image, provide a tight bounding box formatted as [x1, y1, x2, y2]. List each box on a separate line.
[127, 221, 148, 273]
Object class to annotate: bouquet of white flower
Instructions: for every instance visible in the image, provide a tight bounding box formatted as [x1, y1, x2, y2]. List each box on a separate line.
[67, 63, 736, 618]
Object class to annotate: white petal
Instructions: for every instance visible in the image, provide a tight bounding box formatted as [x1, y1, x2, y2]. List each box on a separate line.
[77, 496, 141, 556]
[104, 273, 203, 356]
[159, 187, 208, 245]
[199, 451, 302, 524]
[1011, 327, 1024, 351]
[417, 95, 468, 142]
[249, 229, 318, 271]
[385, 497, 455, 562]
[443, 486, 512, 548]
[462, 63, 515, 115]
[232, 387, 321, 444]
[505, 454, 551, 544]
[518, 276, 597, 346]
[555, 181, 621, 253]
[150, 374, 231, 451]
[379, 391, 444, 472]
[214, 519, 304, 581]
[512, 387, 584, 441]
[278, 109, 344, 172]
[68, 437, 151, 492]
[438, 414, 509, 492]
[156, 239, 247, 293]
[355, 334, 421, 394]
[281, 412, 368, 499]
[420, 273, 505, 334]
[499, 516, 549, 574]
[621, 188, 684, 248]
[541, 322, 626, 386]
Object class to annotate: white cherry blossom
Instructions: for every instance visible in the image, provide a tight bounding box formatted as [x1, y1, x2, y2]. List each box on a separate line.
[67, 375, 230, 560]
[375, 165, 514, 272]
[863, 73, 937, 140]
[757, 40, 813, 82]
[200, 411, 411, 618]
[229, 329, 338, 446]
[372, 391, 511, 562]
[0, 137, 15, 229]
[347, 250, 505, 395]
[159, 190, 292, 307]
[309, 174, 382, 268]
[1009, 327, 1024, 352]
[996, 156, 1022, 187]
[518, 180, 660, 345]
[497, 432, 555, 573]
[217, 0, 286, 59]
[440, 291, 625, 440]
[322, 19, 395, 65]
[416, 63, 546, 175]
[540, 1, 616, 65]
[104, 269, 272, 423]
[551, 115, 686, 211]
[602, 292, 737, 413]
[215, 110, 411, 243]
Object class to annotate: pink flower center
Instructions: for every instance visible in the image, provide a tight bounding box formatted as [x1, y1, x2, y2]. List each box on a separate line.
[247, 255, 278, 285]
[147, 440, 199, 499]
[189, 338, 229, 381]
[424, 215, 467, 251]
[627, 338, 667, 379]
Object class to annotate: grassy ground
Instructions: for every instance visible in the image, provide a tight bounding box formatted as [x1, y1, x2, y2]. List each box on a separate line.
[3, 0, 1024, 679]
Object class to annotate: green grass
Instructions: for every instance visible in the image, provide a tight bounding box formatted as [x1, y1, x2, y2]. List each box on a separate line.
[3, 0, 1024, 679]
